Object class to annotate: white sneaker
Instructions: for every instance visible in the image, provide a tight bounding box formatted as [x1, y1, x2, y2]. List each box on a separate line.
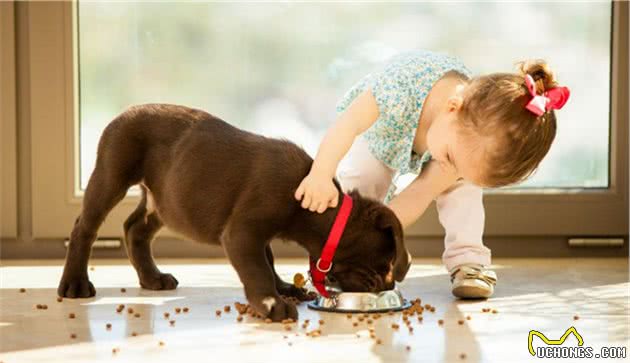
[450, 264, 497, 299]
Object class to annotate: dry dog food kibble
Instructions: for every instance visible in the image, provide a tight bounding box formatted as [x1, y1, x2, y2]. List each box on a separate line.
[106, 323, 112, 330]
[237, 315, 243, 322]
[223, 305, 230, 313]
[169, 320, 176, 326]
[573, 315, 579, 320]
[134, 313, 141, 318]
[175, 307, 181, 314]
[438, 319, 444, 326]
[293, 273, 306, 288]
[318, 320, 324, 325]
[112, 348, 119, 354]
[367, 319, 373, 325]
[131, 332, 138, 337]
[69, 313, 76, 319]
[57, 297, 63, 302]
[127, 308, 134, 314]
[19, 288, 26, 293]
[215, 310, 222, 317]
[352, 322, 358, 327]
[164, 312, 170, 319]
[391, 323, 399, 330]
[70, 333, 77, 339]
[418, 316, 423, 322]
[120, 288, 126, 293]
[158, 341, 165, 347]
[491, 309, 498, 314]
[406, 346, 411, 351]
[234, 302, 248, 315]
[306, 329, 321, 338]
[458, 320, 464, 325]
[376, 339, 382, 345]
[466, 315, 471, 320]
[460, 353, 467, 360]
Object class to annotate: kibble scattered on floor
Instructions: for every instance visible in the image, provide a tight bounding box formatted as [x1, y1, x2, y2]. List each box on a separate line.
[23, 278, 510, 359]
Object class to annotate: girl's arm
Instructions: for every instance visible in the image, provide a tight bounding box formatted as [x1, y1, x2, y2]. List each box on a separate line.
[387, 160, 459, 229]
[295, 88, 381, 213]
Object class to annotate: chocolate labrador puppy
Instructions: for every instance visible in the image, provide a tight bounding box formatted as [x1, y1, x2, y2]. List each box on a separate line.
[57, 104, 410, 321]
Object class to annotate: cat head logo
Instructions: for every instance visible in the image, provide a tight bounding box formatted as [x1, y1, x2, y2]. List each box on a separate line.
[528, 326, 584, 356]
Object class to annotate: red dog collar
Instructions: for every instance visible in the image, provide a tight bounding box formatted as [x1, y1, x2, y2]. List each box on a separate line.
[309, 193, 353, 298]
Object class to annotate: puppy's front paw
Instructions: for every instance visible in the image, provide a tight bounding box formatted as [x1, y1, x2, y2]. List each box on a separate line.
[139, 273, 179, 290]
[276, 281, 317, 302]
[58, 275, 96, 298]
[250, 295, 298, 322]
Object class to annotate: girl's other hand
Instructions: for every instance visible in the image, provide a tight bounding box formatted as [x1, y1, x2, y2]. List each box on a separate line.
[294, 172, 339, 213]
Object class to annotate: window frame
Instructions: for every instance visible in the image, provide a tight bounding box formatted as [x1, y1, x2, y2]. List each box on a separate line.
[27, 1, 627, 239]
[1, 1, 18, 238]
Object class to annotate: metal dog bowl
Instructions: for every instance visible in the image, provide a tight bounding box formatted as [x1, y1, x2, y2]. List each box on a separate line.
[307, 287, 410, 313]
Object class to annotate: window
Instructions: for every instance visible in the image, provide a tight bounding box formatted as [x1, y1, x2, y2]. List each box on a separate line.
[24, 1, 626, 239]
[78, 1, 612, 191]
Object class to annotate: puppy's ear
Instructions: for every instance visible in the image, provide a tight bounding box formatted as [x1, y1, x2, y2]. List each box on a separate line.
[375, 207, 410, 282]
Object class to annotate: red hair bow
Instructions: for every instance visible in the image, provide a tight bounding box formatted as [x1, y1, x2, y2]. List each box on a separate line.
[524, 74, 571, 117]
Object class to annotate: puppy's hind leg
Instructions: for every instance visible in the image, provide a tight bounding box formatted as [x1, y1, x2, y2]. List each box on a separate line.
[123, 185, 178, 290]
[58, 164, 131, 298]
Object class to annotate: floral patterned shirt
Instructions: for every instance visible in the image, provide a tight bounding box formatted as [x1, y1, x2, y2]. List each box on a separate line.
[336, 49, 473, 202]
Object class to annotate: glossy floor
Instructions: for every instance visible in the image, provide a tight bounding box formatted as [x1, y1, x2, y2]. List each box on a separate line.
[0, 258, 628, 363]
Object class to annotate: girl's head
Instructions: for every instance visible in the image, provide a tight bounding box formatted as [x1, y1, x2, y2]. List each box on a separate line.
[427, 60, 568, 188]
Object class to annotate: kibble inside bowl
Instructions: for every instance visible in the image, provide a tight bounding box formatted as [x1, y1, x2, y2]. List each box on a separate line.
[307, 286, 410, 313]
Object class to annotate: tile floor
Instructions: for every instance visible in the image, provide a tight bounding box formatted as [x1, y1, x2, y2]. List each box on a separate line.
[0, 258, 628, 363]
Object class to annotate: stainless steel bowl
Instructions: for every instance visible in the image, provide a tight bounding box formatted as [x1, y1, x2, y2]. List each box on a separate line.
[307, 287, 410, 313]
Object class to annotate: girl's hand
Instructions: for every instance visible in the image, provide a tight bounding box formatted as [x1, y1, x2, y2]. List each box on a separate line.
[294, 172, 339, 213]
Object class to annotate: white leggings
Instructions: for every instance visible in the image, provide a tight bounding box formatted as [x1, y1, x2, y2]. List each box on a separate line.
[336, 136, 491, 271]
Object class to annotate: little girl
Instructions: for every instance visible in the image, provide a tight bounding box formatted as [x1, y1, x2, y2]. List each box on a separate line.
[294, 49, 570, 299]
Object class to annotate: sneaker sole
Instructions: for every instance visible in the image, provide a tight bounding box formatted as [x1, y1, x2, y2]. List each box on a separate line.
[452, 285, 493, 299]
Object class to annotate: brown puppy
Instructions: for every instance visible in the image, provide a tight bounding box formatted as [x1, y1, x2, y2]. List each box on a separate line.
[57, 104, 411, 321]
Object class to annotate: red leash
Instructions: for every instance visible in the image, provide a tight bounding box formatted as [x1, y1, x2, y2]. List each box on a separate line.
[309, 193, 353, 298]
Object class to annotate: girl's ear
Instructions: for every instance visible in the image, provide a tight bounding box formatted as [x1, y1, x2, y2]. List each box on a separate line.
[447, 95, 464, 112]
[447, 84, 466, 112]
